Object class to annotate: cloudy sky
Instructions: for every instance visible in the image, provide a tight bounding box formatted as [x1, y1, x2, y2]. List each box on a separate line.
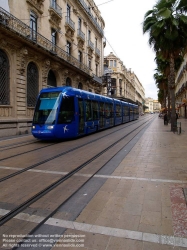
[95, 0, 158, 99]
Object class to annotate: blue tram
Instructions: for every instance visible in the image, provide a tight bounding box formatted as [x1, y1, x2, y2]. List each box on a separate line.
[31, 87, 139, 140]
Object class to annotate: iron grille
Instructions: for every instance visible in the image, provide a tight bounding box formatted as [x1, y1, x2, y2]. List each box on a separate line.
[27, 62, 39, 107]
[0, 50, 10, 105]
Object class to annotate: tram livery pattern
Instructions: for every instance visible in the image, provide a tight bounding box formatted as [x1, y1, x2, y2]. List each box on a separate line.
[32, 87, 139, 140]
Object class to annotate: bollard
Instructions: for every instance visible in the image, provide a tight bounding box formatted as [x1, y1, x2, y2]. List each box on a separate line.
[177, 122, 181, 134]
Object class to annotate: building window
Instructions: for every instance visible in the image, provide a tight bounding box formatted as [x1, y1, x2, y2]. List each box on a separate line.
[88, 58, 91, 69]
[66, 77, 72, 86]
[88, 30, 91, 41]
[27, 62, 39, 107]
[95, 38, 97, 48]
[114, 60, 116, 67]
[51, 29, 56, 45]
[96, 64, 98, 76]
[51, 0, 57, 8]
[78, 82, 83, 89]
[78, 51, 82, 63]
[0, 49, 9, 105]
[119, 79, 122, 96]
[78, 17, 82, 30]
[110, 60, 113, 67]
[47, 70, 56, 87]
[66, 41, 71, 55]
[67, 4, 71, 17]
[30, 12, 37, 41]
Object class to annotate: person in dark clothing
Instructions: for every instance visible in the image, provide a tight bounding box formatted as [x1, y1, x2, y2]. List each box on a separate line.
[164, 113, 168, 125]
[176, 112, 179, 120]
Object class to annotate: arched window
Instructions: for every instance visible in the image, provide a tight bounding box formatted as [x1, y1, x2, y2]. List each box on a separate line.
[47, 70, 57, 87]
[78, 82, 83, 89]
[66, 77, 72, 86]
[27, 62, 39, 107]
[0, 50, 10, 105]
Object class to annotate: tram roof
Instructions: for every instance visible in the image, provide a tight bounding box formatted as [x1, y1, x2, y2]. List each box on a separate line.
[40, 87, 135, 105]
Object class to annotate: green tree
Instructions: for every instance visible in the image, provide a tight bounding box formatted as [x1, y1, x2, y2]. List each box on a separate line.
[143, 0, 187, 131]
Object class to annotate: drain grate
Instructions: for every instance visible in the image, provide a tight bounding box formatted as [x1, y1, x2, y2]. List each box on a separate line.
[183, 188, 187, 205]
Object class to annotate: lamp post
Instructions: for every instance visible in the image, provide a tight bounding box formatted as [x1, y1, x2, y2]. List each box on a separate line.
[102, 68, 113, 96]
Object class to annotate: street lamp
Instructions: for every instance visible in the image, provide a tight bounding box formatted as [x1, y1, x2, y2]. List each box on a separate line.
[102, 68, 113, 96]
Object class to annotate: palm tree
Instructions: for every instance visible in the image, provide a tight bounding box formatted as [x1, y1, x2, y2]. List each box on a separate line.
[153, 70, 168, 108]
[143, 0, 187, 131]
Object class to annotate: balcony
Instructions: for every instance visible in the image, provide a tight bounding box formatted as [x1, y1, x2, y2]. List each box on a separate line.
[26, 0, 44, 14]
[88, 40, 94, 51]
[77, 29, 85, 42]
[49, 0, 62, 26]
[95, 47, 100, 57]
[0, 7, 93, 76]
[77, 0, 104, 37]
[65, 16, 75, 37]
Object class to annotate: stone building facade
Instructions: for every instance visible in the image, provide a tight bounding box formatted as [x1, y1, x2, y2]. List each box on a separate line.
[103, 52, 145, 114]
[0, 0, 105, 137]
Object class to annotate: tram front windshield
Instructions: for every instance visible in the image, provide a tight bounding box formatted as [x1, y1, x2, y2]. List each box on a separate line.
[33, 92, 61, 125]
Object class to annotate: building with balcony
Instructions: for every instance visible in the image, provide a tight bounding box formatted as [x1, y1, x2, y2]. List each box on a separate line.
[145, 97, 154, 113]
[103, 52, 145, 113]
[153, 100, 161, 113]
[0, 0, 105, 137]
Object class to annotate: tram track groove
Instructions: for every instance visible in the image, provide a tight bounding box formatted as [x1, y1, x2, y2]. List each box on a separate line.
[0, 116, 155, 227]
[0, 118, 142, 157]
[0, 117, 153, 183]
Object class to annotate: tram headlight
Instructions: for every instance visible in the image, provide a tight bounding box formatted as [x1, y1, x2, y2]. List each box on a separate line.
[32, 126, 35, 129]
[47, 125, 54, 129]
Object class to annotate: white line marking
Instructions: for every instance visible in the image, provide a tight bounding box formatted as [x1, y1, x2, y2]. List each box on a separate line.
[0, 209, 186, 247]
[1, 166, 187, 183]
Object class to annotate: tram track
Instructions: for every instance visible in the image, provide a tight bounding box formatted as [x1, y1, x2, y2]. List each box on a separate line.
[0, 117, 142, 156]
[0, 116, 153, 183]
[0, 115, 155, 227]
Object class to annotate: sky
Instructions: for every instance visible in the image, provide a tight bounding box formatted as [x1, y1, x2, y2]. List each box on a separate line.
[94, 0, 158, 99]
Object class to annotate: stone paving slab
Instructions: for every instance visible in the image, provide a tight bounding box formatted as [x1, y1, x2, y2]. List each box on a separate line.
[59, 117, 187, 249]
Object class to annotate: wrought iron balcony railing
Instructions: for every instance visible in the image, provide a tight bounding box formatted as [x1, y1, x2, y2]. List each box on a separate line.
[88, 40, 94, 50]
[92, 74, 102, 84]
[0, 7, 91, 76]
[65, 16, 75, 31]
[95, 47, 100, 56]
[77, 29, 85, 41]
[49, 0, 62, 17]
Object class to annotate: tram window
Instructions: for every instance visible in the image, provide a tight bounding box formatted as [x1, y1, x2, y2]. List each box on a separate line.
[58, 97, 75, 123]
[33, 92, 61, 125]
[130, 107, 133, 116]
[124, 106, 129, 116]
[116, 104, 121, 117]
[99, 102, 105, 117]
[85, 100, 92, 121]
[105, 103, 110, 118]
[92, 101, 99, 120]
[110, 103, 114, 117]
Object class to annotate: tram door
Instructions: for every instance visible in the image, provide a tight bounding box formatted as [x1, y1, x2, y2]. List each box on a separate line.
[99, 102, 105, 128]
[78, 98, 84, 134]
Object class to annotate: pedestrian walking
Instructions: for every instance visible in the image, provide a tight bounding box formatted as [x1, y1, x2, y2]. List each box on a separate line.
[164, 113, 168, 125]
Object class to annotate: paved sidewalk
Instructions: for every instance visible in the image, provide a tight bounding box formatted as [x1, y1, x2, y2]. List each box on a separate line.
[52, 116, 187, 249]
